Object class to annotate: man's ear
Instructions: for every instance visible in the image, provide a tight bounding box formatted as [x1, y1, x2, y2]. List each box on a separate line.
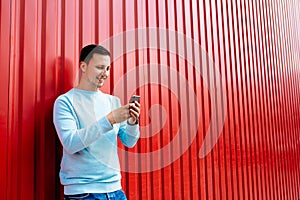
[80, 62, 87, 72]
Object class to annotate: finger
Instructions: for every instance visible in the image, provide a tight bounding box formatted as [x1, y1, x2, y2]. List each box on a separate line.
[130, 105, 140, 114]
[129, 113, 138, 120]
[134, 101, 140, 107]
[130, 109, 140, 117]
[129, 108, 139, 118]
[130, 103, 140, 111]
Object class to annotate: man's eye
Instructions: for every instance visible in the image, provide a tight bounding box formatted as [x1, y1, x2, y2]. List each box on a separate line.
[106, 66, 110, 71]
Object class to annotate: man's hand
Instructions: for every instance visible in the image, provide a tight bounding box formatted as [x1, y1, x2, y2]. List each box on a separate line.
[128, 101, 140, 124]
[106, 101, 140, 125]
[107, 104, 130, 125]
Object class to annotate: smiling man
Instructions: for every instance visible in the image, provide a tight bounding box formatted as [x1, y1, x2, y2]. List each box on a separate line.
[53, 44, 140, 200]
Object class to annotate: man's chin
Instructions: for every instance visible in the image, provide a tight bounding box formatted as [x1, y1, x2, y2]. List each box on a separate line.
[97, 83, 104, 88]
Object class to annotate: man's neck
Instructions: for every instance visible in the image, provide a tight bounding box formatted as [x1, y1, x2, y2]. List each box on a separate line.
[76, 82, 98, 92]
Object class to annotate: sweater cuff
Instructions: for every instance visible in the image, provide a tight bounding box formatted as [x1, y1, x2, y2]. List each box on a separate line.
[98, 117, 114, 131]
[125, 123, 139, 137]
[127, 119, 139, 125]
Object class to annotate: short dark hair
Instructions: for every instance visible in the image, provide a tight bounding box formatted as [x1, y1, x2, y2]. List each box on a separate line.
[80, 44, 110, 64]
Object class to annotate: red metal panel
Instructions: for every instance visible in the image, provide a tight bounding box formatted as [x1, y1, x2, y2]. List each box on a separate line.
[0, 0, 11, 199]
[1, 0, 300, 199]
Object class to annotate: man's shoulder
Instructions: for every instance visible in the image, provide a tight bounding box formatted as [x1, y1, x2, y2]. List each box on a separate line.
[54, 88, 75, 104]
[99, 91, 119, 101]
[100, 93, 122, 108]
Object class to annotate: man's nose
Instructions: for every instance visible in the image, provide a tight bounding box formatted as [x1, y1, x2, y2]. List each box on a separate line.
[100, 69, 108, 76]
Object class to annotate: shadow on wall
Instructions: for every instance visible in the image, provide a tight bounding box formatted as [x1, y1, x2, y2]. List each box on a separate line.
[35, 56, 75, 200]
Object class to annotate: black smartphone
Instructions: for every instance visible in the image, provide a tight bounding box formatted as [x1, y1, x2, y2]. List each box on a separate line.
[129, 95, 141, 103]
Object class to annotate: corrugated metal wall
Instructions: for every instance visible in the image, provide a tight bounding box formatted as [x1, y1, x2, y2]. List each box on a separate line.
[1, 0, 299, 199]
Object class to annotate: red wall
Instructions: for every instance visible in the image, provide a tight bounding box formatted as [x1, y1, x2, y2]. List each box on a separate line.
[1, 0, 300, 199]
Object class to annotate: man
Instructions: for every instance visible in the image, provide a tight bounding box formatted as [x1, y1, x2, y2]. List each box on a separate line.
[53, 44, 140, 200]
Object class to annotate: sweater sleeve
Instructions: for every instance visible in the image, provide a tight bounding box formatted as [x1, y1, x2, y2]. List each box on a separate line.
[118, 122, 140, 148]
[53, 97, 113, 154]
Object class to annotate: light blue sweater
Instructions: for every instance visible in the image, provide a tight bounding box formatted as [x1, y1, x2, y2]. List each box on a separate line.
[53, 88, 140, 195]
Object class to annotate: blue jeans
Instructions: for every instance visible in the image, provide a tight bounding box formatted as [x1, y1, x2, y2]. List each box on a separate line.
[64, 190, 127, 200]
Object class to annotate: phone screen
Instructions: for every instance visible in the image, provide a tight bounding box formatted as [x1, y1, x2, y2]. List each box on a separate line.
[129, 95, 141, 103]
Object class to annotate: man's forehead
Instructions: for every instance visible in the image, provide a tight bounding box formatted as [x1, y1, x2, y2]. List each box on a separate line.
[92, 53, 110, 63]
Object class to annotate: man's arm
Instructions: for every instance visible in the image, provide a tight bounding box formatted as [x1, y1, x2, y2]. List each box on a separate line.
[118, 122, 140, 148]
[112, 97, 140, 147]
[53, 97, 113, 154]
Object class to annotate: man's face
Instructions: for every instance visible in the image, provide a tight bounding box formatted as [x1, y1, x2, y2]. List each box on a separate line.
[82, 53, 111, 90]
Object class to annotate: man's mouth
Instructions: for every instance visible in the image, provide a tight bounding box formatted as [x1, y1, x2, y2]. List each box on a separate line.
[98, 78, 105, 84]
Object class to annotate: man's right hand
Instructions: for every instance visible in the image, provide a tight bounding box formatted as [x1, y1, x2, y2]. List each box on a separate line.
[106, 104, 131, 125]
